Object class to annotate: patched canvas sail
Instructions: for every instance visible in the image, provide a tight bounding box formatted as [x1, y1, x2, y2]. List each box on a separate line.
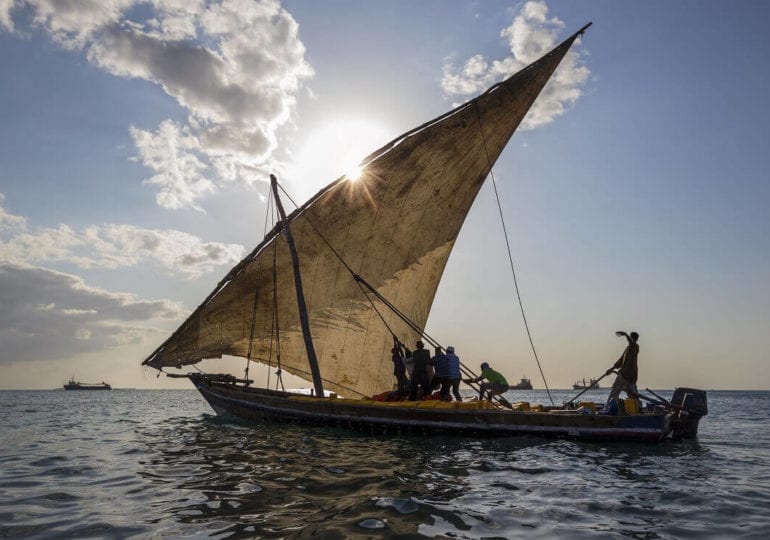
[143, 26, 589, 397]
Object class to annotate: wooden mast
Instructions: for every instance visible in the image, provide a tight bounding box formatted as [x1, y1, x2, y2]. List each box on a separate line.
[270, 174, 324, 398]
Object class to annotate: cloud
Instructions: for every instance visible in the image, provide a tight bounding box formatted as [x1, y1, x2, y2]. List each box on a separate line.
[130, 120, 214, 211]
[0, 194, 244, 278]
[93, 224, 246, 277]
[0, 223, 246, 278]
[27, 0, 133, 48]
[0, 0, 17, 31]
[0, 261, 185, 363]
[3, 0, 313, 210]
[0, 193, 26, 231]
[441, 0, 590, 130]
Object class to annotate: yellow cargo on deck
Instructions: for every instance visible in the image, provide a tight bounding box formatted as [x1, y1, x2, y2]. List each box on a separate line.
[578, 402, 596, 413]
[620, 398, 639, 415]
[288, 395, 503, 410]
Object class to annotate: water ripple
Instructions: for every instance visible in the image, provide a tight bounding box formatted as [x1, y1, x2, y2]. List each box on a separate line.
[1, 390, 769, 538]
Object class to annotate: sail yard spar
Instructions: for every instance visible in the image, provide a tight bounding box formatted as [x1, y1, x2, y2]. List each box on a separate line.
[142, 24, 592, 398]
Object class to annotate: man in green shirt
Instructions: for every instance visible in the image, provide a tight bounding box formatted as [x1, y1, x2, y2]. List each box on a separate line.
[464, 362, 509, 401]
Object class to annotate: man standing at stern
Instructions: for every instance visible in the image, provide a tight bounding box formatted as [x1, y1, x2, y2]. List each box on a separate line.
[605, 330, 640, 409]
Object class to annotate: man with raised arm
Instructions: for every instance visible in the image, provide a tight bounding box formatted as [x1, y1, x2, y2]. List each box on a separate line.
[605, 331, 640, 410]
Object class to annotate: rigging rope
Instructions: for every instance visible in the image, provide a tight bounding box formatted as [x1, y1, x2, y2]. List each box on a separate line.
[473, 102, 554, 406]
[276, 184, 429, 345]
[265, 189, 276, 390]
[245, 185, 279, 385]
[276, 181, 512, 409]
[271, 216, 285, 392]
[243, 283, 260, 384]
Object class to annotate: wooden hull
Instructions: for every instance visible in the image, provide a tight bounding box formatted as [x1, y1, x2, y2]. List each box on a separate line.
[190, 375, 703, 443]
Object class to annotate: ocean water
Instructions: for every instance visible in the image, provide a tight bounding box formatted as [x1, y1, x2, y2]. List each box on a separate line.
[1, 389, 768, 539]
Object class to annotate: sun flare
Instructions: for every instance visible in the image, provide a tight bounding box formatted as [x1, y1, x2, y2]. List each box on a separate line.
[344, 163, 363, 182]
[287, 119, 389, 195]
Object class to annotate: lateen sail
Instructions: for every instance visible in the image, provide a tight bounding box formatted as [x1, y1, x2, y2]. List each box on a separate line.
[142, 26, 589, 398]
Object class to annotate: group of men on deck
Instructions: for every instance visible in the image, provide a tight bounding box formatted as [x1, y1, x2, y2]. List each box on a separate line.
[391, 340, 463, 401]
[390, 329, 641, 408]
[390, 339, 509, 402]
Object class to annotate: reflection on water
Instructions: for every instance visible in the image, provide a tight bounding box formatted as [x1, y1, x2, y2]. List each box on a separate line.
[138, 417, 431, 537]
[136, 414, 743, 539]
[1, 390, 769, 538]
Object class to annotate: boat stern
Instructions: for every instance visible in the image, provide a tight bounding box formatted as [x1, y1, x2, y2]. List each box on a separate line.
[670, 387, 708, 439]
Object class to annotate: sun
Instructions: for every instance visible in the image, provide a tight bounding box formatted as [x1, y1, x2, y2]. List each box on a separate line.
[321, 120, 387, 181]
[344, 164, 363, 182]
[287, 119, 389, 194]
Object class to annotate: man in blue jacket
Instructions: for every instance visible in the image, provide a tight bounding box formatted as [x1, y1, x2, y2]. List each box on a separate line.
[444, 346, 463, 401]
[431, 346, 449, 397]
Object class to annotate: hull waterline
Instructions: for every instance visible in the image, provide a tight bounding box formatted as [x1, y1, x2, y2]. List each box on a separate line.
[190, 375, 704, 443]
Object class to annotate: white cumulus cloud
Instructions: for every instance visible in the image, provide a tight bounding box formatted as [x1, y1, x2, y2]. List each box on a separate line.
[0, 261, 185, 363]
[0, 194, 244, 278]
[2, 0, 313, 210]
[441, 0, 590, 131]
[0, 193, 26, 231]
[0, 0, 17, 31]
[130, 120, 214, 212]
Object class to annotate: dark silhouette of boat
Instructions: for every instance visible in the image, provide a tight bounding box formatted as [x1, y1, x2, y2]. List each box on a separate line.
[509, 378, 533, 390]
[63, 377, 111, 390]
[142, 23, 708, 442]
[573, 378, 602, 390]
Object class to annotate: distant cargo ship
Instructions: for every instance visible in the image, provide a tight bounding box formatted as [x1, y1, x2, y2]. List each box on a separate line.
[509, 378, 533, 390]
[63, 377, 111, 390]
[573, 378, 601, 390]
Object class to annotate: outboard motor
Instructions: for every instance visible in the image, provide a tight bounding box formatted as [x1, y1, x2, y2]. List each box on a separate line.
[670, 387, 708, 439]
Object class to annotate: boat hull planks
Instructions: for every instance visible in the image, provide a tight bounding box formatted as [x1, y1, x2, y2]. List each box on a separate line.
[190, 375, 700, 443]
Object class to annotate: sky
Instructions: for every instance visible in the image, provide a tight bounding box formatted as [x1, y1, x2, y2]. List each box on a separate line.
[1, 0, 769, 391]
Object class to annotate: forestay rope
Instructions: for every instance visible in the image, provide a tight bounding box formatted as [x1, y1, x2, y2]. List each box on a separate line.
[473, 102, 555, 406]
